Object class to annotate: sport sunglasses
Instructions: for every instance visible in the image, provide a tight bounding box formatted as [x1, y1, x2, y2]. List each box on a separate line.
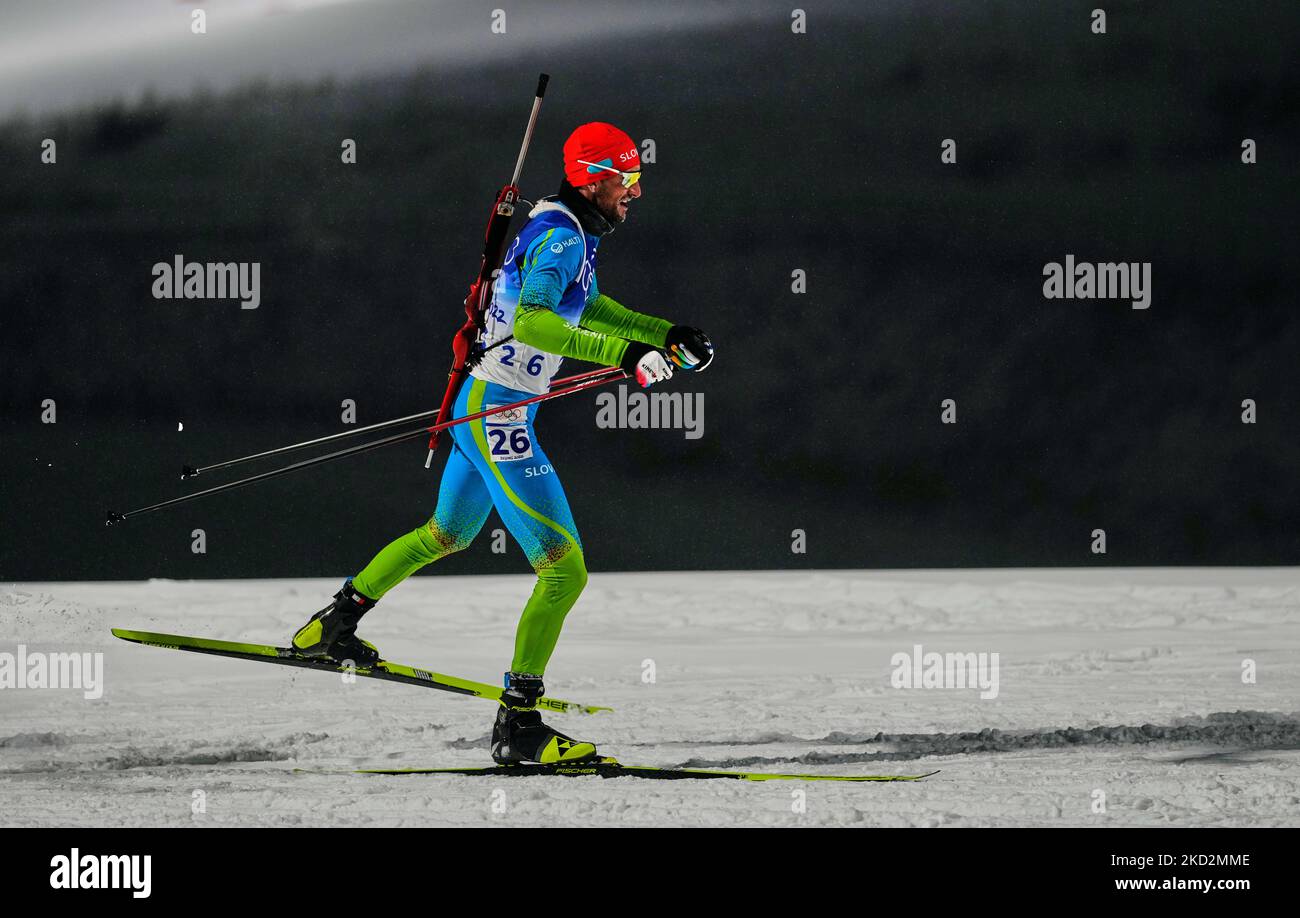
[576, 159, 641, 188]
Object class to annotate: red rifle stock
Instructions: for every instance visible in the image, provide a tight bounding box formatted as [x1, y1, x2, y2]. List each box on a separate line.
[425, 73, 550, 468]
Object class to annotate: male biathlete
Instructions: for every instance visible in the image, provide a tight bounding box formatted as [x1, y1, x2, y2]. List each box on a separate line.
[289, 122, 714, 764]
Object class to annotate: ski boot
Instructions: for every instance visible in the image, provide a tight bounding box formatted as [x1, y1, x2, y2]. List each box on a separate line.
[291, 578, 381, 667]
[491, 673, 598, 765]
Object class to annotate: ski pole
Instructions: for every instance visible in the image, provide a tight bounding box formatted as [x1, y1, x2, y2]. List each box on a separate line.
[181, 408, 442, 480]
[425, 366, 624, 441]
[107, 367, 628, 525]
[420, 366, 619, 468]
[180, 366, 615, 480]
[108, 425, 434, 526]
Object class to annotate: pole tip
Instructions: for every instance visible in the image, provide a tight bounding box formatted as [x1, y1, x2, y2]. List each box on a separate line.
[181, 464, 198, 480]
[536, 73, 549, 97]
[106, 510, 126, 527]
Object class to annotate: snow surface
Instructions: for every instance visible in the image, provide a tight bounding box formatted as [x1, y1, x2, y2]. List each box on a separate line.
[2, 569, 1298, 827]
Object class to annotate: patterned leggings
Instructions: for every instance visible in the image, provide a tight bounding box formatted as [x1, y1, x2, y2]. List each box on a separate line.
[351, 377, 587, 675]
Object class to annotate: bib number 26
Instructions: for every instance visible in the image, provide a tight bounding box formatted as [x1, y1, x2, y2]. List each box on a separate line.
[484, 405, 534, 462]
[499, 346, 546, 377]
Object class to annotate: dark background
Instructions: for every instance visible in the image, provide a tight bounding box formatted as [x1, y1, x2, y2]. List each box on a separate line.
[2, 0, 1298, 580]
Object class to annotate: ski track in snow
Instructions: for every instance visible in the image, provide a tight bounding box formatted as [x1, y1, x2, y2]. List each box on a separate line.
[1, 569, 1298, 827]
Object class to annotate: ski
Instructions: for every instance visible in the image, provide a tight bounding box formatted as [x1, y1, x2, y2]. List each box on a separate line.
[110, 628, 611, 715]
[355, 758, 939, 782]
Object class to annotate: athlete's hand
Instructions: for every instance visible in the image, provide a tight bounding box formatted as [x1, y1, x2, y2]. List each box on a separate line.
[665, 325, 714, 372]
[620, 342, 674, 388]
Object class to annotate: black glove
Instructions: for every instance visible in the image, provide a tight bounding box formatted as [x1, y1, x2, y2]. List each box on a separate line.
[665, 325, 714, 372]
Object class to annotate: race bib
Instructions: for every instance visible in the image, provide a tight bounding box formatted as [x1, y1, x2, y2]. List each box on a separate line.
[484, 404, 533, 463]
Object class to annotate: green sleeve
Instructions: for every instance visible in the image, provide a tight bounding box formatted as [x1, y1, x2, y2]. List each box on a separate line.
[514, 303, 630, 367]
[580, 292, 673, 347]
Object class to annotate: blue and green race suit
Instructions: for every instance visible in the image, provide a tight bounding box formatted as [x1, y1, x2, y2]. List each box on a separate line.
[350, 198, 672, 675]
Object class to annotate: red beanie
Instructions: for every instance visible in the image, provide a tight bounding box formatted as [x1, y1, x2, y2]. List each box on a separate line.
[563, 122, 640, 187]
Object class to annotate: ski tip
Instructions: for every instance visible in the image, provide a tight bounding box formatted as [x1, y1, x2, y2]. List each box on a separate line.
[110, 628, 155, 645]
[580, 705, 614, 715]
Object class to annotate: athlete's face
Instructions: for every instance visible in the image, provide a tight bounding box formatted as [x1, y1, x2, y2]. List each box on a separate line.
[585, 174, 642, 224]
